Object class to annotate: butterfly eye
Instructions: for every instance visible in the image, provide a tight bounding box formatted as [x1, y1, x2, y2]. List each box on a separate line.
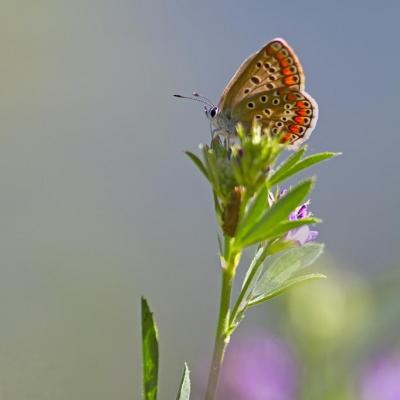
[209, 107, 218, 118]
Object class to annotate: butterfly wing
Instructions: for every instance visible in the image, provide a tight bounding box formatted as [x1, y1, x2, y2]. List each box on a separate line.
[229, 87, 318, 146]
[217, 38, 317, 146]
[219, 38, 305, 112]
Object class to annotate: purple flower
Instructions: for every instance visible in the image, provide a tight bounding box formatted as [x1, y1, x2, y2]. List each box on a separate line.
[360, 351, 400, 400]
[217, 334, 298, 400]
[286, 201, 319, 245]
[269, 190, 318, 245]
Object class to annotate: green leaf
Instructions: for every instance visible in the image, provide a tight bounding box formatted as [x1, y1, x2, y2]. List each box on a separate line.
[248, 273, 326, 305]
[176, 363, 191, 400]
[249, 242, 324, 305]
[265, 218, 321, 239]
[236, 183, 269, 240]
[267, 238, 299, 255]
[238, 179, 314, 247]
[268, 146, 307, 184]
[141, 297, 159, 400]
[202, 147, 222, 197]
[185, 151, 209, 181]
[270, 152, 340, 186]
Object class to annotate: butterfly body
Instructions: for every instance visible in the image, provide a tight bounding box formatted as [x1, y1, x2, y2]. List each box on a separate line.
[205, 38, 318, 147]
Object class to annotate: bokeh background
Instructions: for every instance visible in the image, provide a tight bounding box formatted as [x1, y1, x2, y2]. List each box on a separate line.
[1, 1, 399, 399]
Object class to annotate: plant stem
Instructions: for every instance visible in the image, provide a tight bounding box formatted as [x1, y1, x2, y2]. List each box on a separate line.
[205, 239, 237, 400]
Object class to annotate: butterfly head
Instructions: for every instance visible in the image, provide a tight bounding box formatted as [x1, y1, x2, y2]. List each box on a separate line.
[173, 92, 234, 137]
[204, 105, 219, 121]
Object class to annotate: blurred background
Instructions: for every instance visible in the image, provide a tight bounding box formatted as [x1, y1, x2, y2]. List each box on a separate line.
[0, 0, 399, 399]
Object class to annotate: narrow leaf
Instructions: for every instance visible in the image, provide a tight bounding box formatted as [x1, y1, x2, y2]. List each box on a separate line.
[239, 179, 314, 247]
[202, 147, 221, 196]
[185, 151, 209, 181]
[229, 245, 270, 329]
[265, 218, 321, 239]
[141, 297, 159, 400]
[270, 152, 340, 186]
[176, 363, 191, 400]
[236, 184, 269, 240]
[241, 245, 269, 292]
[269, 146, 307, 184]
[249, 273, 326, 305]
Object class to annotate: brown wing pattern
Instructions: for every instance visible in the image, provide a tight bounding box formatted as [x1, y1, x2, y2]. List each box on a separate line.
[218, 38, 305, 112]
[230, 87, 318, 146]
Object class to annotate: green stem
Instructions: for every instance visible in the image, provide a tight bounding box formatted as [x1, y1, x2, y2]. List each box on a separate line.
[205, 238, 237, 400]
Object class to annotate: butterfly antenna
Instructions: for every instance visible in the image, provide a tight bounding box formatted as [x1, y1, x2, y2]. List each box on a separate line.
[173, 94, 213, 107]
[192, 92, 215, 107]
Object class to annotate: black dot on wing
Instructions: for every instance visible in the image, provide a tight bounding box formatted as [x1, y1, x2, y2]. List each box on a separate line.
[247, 102, 255, 109]
[251, 76, 261, 84]
[272, 98, 280, 105]
[244, 88, 250, 94]
[255, 115, 262, 120]
[260, 95, 267, 103]
[256, 61, 262, 68]
[266, 83, 274, 90]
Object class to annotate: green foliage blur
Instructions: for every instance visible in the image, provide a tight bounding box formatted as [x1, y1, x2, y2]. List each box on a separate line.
[267, 257, 400, 400]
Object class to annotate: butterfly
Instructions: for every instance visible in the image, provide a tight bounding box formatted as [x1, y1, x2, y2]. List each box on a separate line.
[176, 38, 318, 147]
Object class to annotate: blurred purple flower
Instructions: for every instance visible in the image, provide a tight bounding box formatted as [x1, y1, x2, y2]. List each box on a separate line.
[360, 351, 400, 400]
[217, 334, 298, 400]
[286, 201, 319, 245]
[269, 190, 318, 245]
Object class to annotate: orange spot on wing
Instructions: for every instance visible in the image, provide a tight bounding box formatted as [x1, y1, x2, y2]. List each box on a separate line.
[280, 58, 290, 67]
[276, 50, 286, 60]
[289, 124, 301, 134]
[281, 133, 292, 143]
[284, 76, 298, 85]
[282, 67, 293, 76]
[266, 45, 275, 55]
[287, 92, 298, 102]
[296, 109, 309, 116]
[296, 101, 308, 108]
[294, 116, 307, 125]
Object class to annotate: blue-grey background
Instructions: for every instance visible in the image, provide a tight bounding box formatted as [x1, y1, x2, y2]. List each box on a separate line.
[1, 1, 399, 398]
